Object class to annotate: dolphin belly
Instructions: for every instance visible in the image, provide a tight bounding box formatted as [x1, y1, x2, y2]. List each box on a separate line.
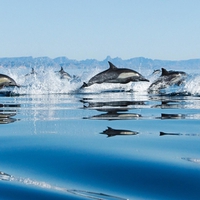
[117, 72, 139, 79]
[0, 77, 9, 84]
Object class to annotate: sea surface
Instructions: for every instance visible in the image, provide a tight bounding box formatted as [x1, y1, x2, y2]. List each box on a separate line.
[0, 65, 200, 199]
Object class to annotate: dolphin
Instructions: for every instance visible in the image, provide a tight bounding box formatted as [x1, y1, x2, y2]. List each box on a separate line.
[160, 132, 182, 136]
[25, 68, 37, 76]
[0, 74, 19, 90]
[148, 68, 187, 91]
[100, 127, 139, 137]
[160, 132, 200, 137]
[56, 67, 71, 80]
[152, 69, 161, 75]
[80, 61, 149, 88]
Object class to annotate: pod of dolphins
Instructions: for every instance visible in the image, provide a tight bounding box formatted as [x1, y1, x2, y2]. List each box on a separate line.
[0, 61, 187, 92]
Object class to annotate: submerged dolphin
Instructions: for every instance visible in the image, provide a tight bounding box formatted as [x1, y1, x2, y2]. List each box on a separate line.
[0, 74, 19, 90]
[148, 68, 187, 91]
[80, 61, 149, 88]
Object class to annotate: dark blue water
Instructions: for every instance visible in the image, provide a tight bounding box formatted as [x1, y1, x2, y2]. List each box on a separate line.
[1, 91, 200, 200]
[1, 66, 200, 199]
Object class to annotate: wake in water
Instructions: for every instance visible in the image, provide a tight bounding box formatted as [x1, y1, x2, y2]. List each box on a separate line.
[0, 63, 200, 96]
[0, 171, 128, 200]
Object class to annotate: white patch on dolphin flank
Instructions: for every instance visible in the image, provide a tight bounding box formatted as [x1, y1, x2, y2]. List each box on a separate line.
[0, 78, 9, 84]
[120, 114, 140, 117]
[120, 131, 138, 135]
[118, 72, 138, 79]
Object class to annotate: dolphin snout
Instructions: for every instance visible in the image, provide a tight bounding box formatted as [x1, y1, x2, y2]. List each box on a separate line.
[141, 77, 149, 82]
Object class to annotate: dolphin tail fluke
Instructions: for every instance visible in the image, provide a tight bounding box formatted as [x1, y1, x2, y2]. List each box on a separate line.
[80, 82, 88, 89]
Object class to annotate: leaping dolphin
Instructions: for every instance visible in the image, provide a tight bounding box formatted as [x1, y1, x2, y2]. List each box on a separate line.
[0, 74, 19, 90]
[80, 61, 149, 88]
[56, 67, 71, 80]
[25, 68, 37, 76]
[148, 68, 187, 91]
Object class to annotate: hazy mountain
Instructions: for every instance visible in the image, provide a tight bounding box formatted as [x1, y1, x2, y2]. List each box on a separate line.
[0, 56, 200, 70]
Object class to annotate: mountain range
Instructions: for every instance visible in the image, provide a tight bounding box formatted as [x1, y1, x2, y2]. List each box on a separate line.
[0, 56, 200, 70]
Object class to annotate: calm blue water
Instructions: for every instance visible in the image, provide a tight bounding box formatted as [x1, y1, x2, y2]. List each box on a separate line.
[0, 65, 200, 199]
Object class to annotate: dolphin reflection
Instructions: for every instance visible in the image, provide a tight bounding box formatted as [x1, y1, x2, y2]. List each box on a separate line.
[81, 99, 146, 109]
[160, 113, 186, 119]
[0, 103, 20, 124]
[101, 127, 139, 137]
[84, 110, 141, 120]
[81, 99, 143, 120]
[152, 100, 183, 109]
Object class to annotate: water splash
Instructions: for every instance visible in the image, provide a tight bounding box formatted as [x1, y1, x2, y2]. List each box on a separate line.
[1, 65, 200, 96]
[184, 74, 200, 95]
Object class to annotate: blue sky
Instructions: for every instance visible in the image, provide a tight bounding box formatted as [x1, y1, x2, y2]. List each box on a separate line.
[0, 0, 200, 60]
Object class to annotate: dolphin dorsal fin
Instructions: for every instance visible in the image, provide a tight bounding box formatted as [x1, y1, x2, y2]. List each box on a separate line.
[108, 61, 118, 69]
[107, 126, 113, 130]
[59, 67, 64, 73]
[161, 68, 169, 76]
